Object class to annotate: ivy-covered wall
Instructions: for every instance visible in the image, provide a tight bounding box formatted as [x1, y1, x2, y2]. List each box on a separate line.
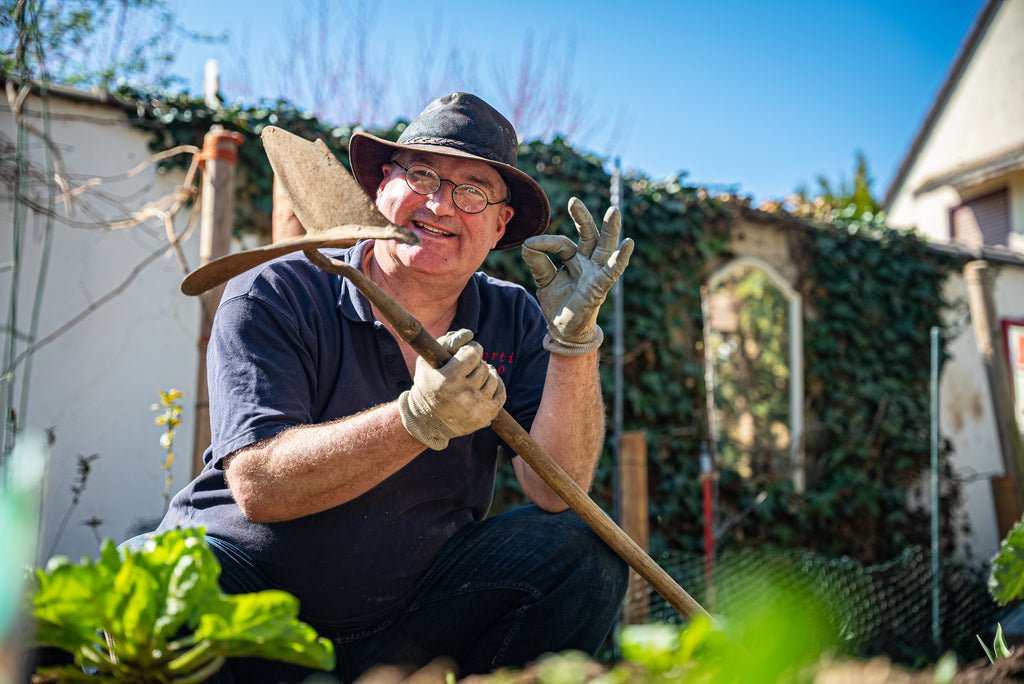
[122, 87, 965, 566]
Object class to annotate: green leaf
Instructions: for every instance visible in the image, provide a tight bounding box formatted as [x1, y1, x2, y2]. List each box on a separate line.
[995, 623, 1012, 659]
[677, 613, 713, 662]
[156, 542, 221, 638]
[194, 591, 335, 670]
[532, 651, 594, 684]
[977, 634, 995, 664]
[110, 559, 160, 661]
[990, 518, 1024, 605]
[619, 623, 682, 673]
[33, 558, 110, 651]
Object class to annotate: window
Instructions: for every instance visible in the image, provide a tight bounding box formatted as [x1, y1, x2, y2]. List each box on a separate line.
[703, 258, 804, 492]
[950, 188, 1010, 247]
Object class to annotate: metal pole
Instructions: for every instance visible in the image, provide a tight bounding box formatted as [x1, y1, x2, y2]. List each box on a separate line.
[700, 441, 714, 589]
[611, 158, 623, 523]
[700, 287, 719, 604]
[930, 325, 941, 656]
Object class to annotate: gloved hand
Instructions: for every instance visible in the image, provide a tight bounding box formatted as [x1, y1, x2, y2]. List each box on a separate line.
[521, 197, 634, 356]
[398, 329, 506, 450]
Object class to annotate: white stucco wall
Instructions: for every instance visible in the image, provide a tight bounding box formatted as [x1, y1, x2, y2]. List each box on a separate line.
[887, 0, 1024, 241]
[940, 265, 1024, 558]
[1, 90, 201, 564]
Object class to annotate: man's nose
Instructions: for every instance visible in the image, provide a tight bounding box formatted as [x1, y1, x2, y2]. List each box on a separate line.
[425, 180, 457, 216]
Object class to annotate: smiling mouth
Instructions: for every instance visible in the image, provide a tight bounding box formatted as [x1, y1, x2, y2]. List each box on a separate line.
[414, 221, 454, 238]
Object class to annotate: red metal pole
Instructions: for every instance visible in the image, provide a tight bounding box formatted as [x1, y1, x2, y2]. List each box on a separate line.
[701, 442, 715, 589]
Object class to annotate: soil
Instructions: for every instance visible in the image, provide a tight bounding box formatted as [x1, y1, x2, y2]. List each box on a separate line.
[953, 651, 1024, 683]
[16, 647, 1024, 683]
[813, 654, 1024, 683]
[361, 652, 1024, 684]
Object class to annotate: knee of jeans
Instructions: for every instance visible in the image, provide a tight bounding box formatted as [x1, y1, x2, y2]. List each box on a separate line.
[556, 515, 629, 592]
[588, 541, 630, 596]
[117, 532, 157, 554]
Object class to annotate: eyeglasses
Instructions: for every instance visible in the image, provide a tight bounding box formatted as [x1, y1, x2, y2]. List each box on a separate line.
[389, 160, 510, 214]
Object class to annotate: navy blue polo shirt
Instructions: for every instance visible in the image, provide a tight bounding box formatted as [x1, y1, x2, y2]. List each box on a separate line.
[158, 240, 550, 628]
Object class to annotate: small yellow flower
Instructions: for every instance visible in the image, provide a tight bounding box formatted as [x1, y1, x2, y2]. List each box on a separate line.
[162, 388, 183, 402]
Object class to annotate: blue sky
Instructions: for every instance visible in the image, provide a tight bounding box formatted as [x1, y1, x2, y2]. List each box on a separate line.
[169, 1, 987, 206]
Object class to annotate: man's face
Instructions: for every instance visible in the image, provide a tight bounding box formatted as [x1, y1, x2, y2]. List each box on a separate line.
[372, 151, 514, 283]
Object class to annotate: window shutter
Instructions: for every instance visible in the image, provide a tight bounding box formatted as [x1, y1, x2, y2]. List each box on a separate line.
[950, 189, 1010, 248]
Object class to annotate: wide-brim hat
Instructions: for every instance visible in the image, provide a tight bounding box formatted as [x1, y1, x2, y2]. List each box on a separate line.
[349, 92, 550, 250]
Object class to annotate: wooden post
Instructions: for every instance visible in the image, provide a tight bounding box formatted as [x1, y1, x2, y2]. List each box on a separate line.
[619, 430, 650, 624]
[192, 127, 243, 477]
[964, 260, 1024, 515]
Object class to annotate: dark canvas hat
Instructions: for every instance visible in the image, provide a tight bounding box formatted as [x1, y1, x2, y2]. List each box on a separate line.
[349, 92, 550, 250]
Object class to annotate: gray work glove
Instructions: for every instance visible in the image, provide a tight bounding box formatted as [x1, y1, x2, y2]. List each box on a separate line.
[521, 197, 634, 356]
[398, 329, 506, 451]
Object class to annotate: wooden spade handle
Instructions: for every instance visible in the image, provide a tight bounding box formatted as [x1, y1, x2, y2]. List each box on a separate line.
[303, 249, 710, 622]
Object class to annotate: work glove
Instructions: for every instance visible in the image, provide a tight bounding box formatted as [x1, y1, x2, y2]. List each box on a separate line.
[521, 197, 634, 356]
[398, 329, 506, 451]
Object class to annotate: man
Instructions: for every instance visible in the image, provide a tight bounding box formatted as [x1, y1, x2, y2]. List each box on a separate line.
[156, 92, 633, 682]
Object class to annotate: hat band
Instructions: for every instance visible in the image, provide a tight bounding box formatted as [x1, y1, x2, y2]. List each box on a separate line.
[398, 136, 511, 164]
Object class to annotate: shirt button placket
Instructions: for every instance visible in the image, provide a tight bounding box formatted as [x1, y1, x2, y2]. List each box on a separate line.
[377, 325, 410, 392]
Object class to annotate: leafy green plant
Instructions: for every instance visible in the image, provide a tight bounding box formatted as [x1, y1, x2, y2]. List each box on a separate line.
[989, 517, 1024, 607]
[979, 516, 1024, 662]
[27, 527, 335, 682]
[967, 515, 1024, 666]
[977, 623, 1011, 663]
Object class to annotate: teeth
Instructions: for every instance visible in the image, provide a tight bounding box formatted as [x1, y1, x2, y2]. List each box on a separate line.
[415, 221, 452, 237]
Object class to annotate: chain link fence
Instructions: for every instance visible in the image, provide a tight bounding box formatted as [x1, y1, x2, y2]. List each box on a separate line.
[620, 546, 1007, 666]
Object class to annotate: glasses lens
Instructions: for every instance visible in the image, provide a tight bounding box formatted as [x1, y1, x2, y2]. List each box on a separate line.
[399, 163, 494, 214]
[453, 185, 488, 214]
[405, 165, 440, 194]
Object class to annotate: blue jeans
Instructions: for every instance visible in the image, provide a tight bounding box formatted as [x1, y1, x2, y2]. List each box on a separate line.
[123, 505, 628, 683]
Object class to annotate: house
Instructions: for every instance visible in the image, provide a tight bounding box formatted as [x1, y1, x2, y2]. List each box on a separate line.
[1, 83, 201, 563]
[885, 0, 1024, 251]
[884, 0, 1024, 557]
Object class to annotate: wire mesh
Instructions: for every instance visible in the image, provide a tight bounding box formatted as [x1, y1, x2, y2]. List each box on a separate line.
[620, 546, 1006, 665]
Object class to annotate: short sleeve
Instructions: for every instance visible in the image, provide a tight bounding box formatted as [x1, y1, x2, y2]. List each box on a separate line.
[206, 289, 319, 467]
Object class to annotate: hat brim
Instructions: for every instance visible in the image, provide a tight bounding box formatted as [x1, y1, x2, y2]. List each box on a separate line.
[349, 132, 550, 250]
[180, 224, 417, 296]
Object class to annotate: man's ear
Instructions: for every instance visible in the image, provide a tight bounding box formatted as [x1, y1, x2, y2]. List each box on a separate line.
[377, 163, 392, 196]
[492, 205, 514, 248]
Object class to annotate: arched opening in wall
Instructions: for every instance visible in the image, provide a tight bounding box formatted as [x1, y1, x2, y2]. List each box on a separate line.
[702, 257, 804, 492]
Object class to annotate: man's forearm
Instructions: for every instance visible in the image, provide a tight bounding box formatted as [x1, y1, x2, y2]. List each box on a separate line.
[518, 351, 605, 511]
[224, 402, 425, 523]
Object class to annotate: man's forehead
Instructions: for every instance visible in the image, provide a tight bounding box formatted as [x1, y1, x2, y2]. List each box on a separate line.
[395, 150, 504, 190]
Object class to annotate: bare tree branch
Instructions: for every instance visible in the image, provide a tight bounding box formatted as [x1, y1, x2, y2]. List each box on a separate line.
[6, 81, 74, 211]
[221, 7, 627, 148]
[402, 10, 475, 116]
[3, 242, 171, 378]
[0, 128, 201, 234]
[2, 111, 203, 379]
